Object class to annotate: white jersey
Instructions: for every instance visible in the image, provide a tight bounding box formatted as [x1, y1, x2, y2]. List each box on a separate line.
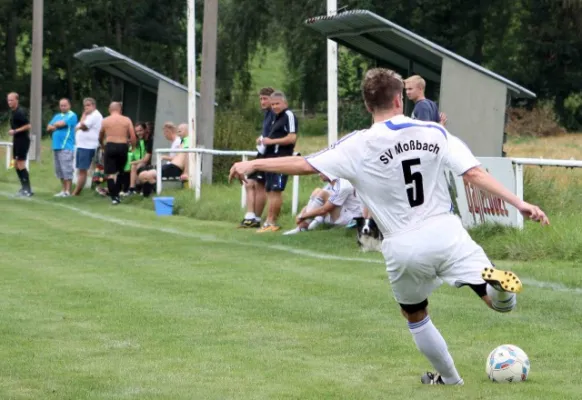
[328, 178, 362, 218]
[306, 115, 480, 236]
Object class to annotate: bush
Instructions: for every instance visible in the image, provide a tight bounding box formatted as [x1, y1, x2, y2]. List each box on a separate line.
[506, 101, 566, 137]
[211, 110, 258, 183]
[563, 92, 582, 131]
[300, 114, 327, 137]
[338, 100, 370, 133]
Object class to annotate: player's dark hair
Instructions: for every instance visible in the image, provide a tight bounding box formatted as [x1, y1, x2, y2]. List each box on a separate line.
[361, 68, 403, 112]
[259, 87, 275, 96]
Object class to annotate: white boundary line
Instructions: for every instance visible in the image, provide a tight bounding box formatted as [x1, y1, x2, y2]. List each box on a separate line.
[1, 190, 580, 295]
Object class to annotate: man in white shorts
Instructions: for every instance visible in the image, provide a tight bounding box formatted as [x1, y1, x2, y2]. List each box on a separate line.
[283, 174, 362, 235]
[229, 67, 549, 386]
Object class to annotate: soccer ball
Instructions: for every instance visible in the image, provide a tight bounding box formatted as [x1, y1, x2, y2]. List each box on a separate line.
[486, 344, 530, 383]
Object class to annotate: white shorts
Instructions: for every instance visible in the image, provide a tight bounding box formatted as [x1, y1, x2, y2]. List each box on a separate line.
[324, 207, 358, 226]
[382, 213, 490, 305]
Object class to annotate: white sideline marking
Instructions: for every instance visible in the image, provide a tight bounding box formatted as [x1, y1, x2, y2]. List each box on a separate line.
[2, 190, 581, 295]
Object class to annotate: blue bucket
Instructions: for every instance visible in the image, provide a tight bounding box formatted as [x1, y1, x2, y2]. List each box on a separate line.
[153, 197, 175, 216]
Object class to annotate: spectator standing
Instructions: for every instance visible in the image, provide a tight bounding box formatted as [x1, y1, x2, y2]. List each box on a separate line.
[47, 98, 78, 197]
[256, 91, 298, 233]
[6, 92, 33, 196]
[239, 87, 275, 228]
[404, 75, 447, 125]
[99, 102, 136, 205]
[72, 97, 103, 196]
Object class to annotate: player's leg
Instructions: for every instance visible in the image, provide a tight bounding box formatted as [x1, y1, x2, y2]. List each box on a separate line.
[385, 232, 464, 386]
[399, 301, 464, 385]
[253, 176, 267, 226]
[13, 135, 32, 195]
[259, 173, 286, 232]
[307, 188, 331, 230]
[241, 177, 258, 227]
[113, 147, 128, 203]
[61, 150, 74, 195]
[437, 216, 519, 313]
[470, 265, 519, 313]
[103, 143, 121, 203]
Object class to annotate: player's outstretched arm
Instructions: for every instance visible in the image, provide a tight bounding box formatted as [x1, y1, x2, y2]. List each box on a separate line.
[463, 166, 550, 225]
[229, 156, 316, 184]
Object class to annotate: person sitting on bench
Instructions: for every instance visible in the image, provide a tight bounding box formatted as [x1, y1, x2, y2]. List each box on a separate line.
[138, 151, 188, 197]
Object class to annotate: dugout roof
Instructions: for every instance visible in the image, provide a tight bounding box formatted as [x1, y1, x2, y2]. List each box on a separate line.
[74, 46, 189, 94]
[304, 9, 536, 99]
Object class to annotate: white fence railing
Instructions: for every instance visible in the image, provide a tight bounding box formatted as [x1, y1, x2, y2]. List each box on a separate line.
[510, 157, 582, 228]
[0, 141, 29, 170]
[154, 148, 301, 215]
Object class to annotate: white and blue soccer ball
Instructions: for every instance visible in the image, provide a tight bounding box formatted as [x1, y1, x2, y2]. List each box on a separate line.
[486, 344, 530, 383]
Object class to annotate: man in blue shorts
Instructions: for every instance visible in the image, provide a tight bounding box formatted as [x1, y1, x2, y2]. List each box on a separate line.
[72, 97, 103, 196]
[239, 87, 275, 228]
[255, 90, 298, 233]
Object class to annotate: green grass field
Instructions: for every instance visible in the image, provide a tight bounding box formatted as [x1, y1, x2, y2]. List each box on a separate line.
[0, 135, 581, 399]
[1, 180, 582, 400]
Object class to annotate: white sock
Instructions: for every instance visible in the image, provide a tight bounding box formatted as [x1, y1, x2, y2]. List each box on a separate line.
[314, 216, 324, 223]
[255, 216, 261, 222]
[244, 212, 256, 220]
[408, 316, 464, 385]
[487, 284, 517, 312]
[306, 197, 324, 212]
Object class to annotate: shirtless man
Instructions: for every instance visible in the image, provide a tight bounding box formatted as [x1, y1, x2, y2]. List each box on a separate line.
[99, 102, 136, 204]
[138, 151, 188, 197]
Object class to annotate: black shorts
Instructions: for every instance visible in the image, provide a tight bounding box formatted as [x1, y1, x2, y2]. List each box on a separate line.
[247, 171, 265, 183]
[265, 172, 288, 192]
[137, 164, 154, 175]
[162, 163, 183, 178]
[104, 142, 129, 175]
[13, 134, 31, 161]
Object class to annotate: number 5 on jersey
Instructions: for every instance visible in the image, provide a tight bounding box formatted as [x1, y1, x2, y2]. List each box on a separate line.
[401, 158, 425, 207]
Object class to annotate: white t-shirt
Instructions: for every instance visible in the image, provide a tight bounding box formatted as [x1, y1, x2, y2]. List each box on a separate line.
[328, 178, 363, 218]
[76, 110, 103, 150]
[305, 115, 480, 236]
[170, 137, 182, 157]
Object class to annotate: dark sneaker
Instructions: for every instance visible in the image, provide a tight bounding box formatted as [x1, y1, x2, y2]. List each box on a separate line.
[421, 372, 444, 385]
[249, 219, 261, 228]
[112, 197, 120, 205]
[238, 219, 256, 228]
[482, 266, 523, 293]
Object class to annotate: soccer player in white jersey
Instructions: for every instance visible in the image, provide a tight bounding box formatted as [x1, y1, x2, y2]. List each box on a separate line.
[283, 174, 363, 235]
[229, 68, 549, 385]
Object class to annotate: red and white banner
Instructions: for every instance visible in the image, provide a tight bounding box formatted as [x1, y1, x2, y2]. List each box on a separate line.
[445, 157, 520, 228]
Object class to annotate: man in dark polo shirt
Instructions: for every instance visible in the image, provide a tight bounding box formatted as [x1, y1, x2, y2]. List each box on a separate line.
[239, 87, 275, 228]
[256, 90, 298, 233]
[7, 92, 33, 196]
[404, 75, 447, 125]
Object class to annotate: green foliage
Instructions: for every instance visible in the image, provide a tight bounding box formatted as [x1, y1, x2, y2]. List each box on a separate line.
[211, 109, 258, 183]
[338, 101, 370, 134]
[563, 93, 582, 130]
[300, 114, 328, 137]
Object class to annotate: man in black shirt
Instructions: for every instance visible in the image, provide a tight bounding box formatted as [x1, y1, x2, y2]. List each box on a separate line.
[7, 92, 33, 196]
[256, 91, 298, 233]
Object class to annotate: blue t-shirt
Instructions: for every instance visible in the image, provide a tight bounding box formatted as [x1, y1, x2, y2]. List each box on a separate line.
[411, 99, 440, 123]
[261, 109, 275, 137]
[49, 111, 78, 151]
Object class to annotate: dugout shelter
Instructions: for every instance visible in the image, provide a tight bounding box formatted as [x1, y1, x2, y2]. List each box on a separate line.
[305, 9, 536, 157]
